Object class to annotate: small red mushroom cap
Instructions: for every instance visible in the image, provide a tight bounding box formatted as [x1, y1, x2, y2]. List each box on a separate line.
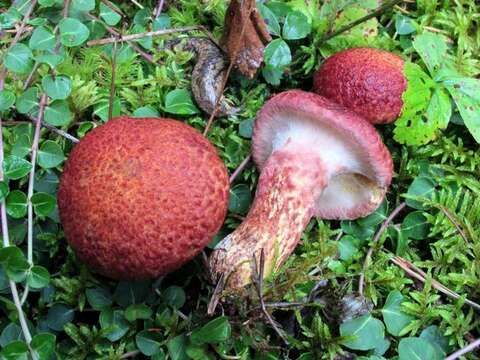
[253, 90, 393, 219]
[313, 47, 407, 124]
[58, 117, 229, 280]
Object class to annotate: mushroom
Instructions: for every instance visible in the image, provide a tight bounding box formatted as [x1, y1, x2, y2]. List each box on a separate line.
[58, 116, 229, 280]
[313, 47, 407, 124]
[209, 90, 393, 289]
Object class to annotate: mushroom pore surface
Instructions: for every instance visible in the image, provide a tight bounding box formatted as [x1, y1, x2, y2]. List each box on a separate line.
[210, 90, 392, 289]
[58, 117, 229, 280]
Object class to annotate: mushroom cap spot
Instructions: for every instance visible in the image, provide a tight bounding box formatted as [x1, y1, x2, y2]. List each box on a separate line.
[313, 47, 407, 124]
[58, 117, 229, 280]
[252, 90, 393, 219]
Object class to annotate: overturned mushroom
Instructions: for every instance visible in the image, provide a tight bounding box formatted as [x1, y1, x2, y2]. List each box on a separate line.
[210, 90, 393, 289]
[166, 38, 238, 117]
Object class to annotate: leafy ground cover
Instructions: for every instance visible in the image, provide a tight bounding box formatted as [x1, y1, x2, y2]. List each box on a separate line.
[0, 0, 479, 359]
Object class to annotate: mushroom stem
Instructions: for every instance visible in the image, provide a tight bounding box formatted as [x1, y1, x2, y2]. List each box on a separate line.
[210, 141, 327, 289]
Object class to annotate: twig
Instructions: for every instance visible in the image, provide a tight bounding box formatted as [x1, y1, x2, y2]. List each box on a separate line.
[251, 249, 289, 345]
[21, 94, 48, 305]
[358, 202, 406, 295]
[108, 39, 117, 121]
[100, 0, 125, 16]
[86, 13, 155, 64]
[87, 26, 202, 46]
[130, 0, 144, 9]
[207, 273, 225, 316]
[229, 153, 252, 183]
[26, 115, 80, 143]
[445, 338, 480, 360]
[120, 350, 141, 359]
[154, 0, 165, 18]
[391, 256, 480, 311]
[320, 0, 405, 44]
[62, 0, 70, 17]
[440, 206, 469, 243]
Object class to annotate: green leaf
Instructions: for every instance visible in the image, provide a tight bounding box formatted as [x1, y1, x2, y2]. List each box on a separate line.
[44, 100, 73, 126]
[401, 211, 429, 240]
[125, 304, 152, 322]
[0, 181, 9, 202]
[167, 334, 188, 360]
[0, 323, 23, 347]
[382, 290, 414, 336]
[6, 190, 28, 218]
[163, 286, 186, 309]
[42, 75, 72, 100]
[100, 309, 130, 342]
[262, 65, 284, 85]
[71, 0, 95, 11]
[12, 134, 32, 158]
[338, 235, 359, 261]
[99, 2, 122, 26]
[133, 106, 159, 118]
[136, 330, 162, 356]
[0, 90, 16, 112]
[133, 8, 151, 26]
[38, 141, 64, 169]
[36, 52, 65, 68]
[258, 3, 281, 36]
[153, 14, 171, 30]
[4, 44, 33, 74]
[357, 199, 388, 228]
[3, 156, 32, 180]
[26, 265, 50, 289]
[228, 184, 252, 214]
[412, 32, 448, 75]
[394, 62, 438, 145]
[93, 97, 122, 121]
[46, 303, 75, 331]
[190, 316, 231, 345]
[282, 11, 311, 40]
[239, 118, 253, 138]
[395, 14, 415, 35]
[398, 337, 442, 360]
[426, 86, 451, 131]
[29, 26, 55, 51]
[16, 87, 39, 115]
[405, 177, 436, 209]
[0, 246, 29, 282]
[340, 315, 385, 351]
[86, 287, 113, 310]
[164, 89, 199, 115]
[264, 39, 291, 68]
[31, 333, 56, 360]
[420, 325, 450, 358]
[39, 0, 56, 6]
[59, 18, 90, 47]
[31, 192, 56, 216]
[113, 281, 150, 307]
[1, 340, 29, 360]
[443, 77, 480, 143]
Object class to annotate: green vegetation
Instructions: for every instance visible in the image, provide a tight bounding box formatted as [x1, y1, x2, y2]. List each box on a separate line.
[0, 0, 479, 359]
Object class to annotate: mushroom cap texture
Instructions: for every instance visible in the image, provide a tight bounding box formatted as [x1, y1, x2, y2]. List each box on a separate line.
[58, 117, 229, 280]
[252, 90, 393, 219]
[313, 47, 407, 124]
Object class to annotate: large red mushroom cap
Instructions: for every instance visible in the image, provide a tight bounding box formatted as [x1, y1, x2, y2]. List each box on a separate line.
[210, 90, 393, 289]
[58, 117, 229, 280]
[313, 47, 407, 124]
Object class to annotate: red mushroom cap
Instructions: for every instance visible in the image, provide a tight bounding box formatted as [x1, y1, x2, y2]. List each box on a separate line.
[313, 47, 407, 124]
[58, 117, 229, 280]
[252, 90, 393, 219]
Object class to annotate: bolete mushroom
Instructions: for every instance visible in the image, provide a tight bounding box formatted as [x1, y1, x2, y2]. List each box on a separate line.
[313, 47, 407, 124]
[210, 90, 393, 289]
[58, 117, 229, 280]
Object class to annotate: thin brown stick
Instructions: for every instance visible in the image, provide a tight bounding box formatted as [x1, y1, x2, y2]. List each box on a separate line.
[25, 115, 80, 143]
[445, 338, 480, 360]
[87, 26, 201, 46]
[252, 249, 289, 345]
[207, 273, 225, 316]
[229, 153, 252, 183]
[129, 0, 144, 9]
[320, 0, 405, 44]
[100, 0, 125, 16]
[108, 39, 117, 121]
[86, 13, 155, 64]
[391, 256, 480, 311]
[62, 0, 70, 17]
[358, 202, 406, 295]
[440, 206, 470, 243]
[120, 350, 141, 359]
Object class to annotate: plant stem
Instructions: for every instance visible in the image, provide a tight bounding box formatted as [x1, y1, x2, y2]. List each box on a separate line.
[358, 202, 406, 295]
[445, 338, 480, 360]
[87, 26, 202, 46]
[154, 0, 165, 18]
[108, 39, 117, 121]
[229, 153, 252, 183]
[26, 115, 79, 143]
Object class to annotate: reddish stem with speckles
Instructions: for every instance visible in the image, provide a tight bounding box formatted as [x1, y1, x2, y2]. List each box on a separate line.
[210, 141, 327, 289]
